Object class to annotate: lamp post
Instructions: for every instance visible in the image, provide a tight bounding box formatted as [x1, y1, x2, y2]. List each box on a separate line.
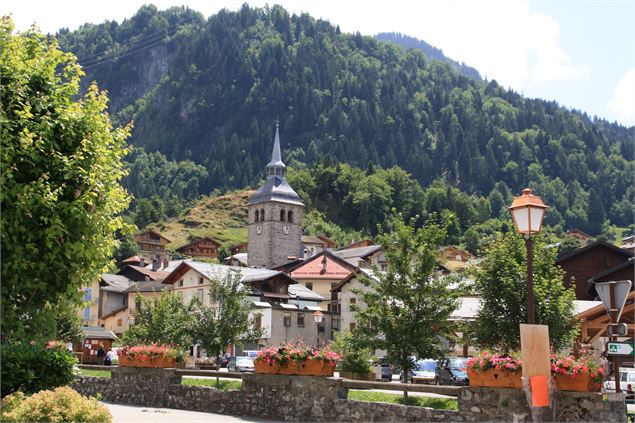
[508, 188, 547, 325]
[313, 310, 323, 347]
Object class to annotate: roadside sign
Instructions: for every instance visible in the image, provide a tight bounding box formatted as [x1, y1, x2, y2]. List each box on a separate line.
[596, 280, 632, 321]
[607, 342, 634, 357]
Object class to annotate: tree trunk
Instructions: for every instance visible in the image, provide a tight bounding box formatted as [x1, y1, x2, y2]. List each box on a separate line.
[402, 369, 409, 400]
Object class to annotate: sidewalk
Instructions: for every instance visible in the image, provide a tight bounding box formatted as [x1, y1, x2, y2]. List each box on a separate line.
[102, 402, 279, 423]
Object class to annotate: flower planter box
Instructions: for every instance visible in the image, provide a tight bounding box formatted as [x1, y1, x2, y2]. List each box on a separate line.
[118, 355, 176, 368]
[468, 368, 522, 389]
[255, 359, 334, 376]
[340, 371, 376, 381]
[554, 374, 601, 392]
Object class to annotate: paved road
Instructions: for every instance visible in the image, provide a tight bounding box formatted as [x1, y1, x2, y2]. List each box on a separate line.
[103, 403, 279, 423]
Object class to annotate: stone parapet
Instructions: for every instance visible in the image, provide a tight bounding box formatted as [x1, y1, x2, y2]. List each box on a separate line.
[72, 369, 626, 422]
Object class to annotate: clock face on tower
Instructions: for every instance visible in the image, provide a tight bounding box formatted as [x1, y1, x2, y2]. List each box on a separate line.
[256, 225, 263, 235]
[282, 224, 290, 235]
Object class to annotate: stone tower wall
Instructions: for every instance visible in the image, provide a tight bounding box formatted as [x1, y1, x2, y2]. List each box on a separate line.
[248, 201, 303, 268]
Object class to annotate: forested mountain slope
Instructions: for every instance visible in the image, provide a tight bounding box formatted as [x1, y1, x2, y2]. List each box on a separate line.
[56, 4, 633, 235]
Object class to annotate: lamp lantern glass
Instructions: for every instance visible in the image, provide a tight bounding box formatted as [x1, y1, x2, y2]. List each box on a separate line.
[508, 188, 547, 235]
[312, 310, 323, 324]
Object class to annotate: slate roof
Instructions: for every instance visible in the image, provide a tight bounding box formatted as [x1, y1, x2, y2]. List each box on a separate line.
[332, 245, 382, 265]
[288, 283, 325, 301]
[101, 274, 134, 292]
[555, 240, 633, 264]
[248, 176, 303, 206]
[164, 261, 287, 285]
[82, 326, 118, 340]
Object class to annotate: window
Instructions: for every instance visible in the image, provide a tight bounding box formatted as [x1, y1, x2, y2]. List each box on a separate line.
[117, 319, 122, 327]
[297, 313, 305, 327]
[305, 282, 313, 291]
[283, 312, 291, 327]
[254, 209, 259, 222]
[349, 298, 356, 309]
[328, 303, 341, 314]
[178, 279, 183, 287]
[198, 277, 204, 285]
[280, 209, 285, 221]
[349, 322, 356, 331]
[254, 314, 262, 329]
[287, 210, 293, 223]
[331, 283, 338, 301]
[260, 209, 265, 221]
[197, 289, 204, 302]
[332, 317, 340, 331]
[83, 288, 92, 321]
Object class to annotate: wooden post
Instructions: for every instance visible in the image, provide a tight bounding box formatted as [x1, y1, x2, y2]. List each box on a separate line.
[520, 324, 553, 421]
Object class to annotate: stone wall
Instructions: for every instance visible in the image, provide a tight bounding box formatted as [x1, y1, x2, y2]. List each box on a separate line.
[459, 387, 627, 422]
[73, 368, 626, 422]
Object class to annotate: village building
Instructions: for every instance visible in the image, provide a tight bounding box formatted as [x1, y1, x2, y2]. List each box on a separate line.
[556, 240, 633, 300]
[301, 235, 337, 258]
[161, 261, 325, 349]
[620, 235, 635, 253]
[564, 228, 592, 243]
[134, 230, 171, 261]
[247, 124, 304, 268]
[176, 237, 221, 259]
[333, 244, 386, 269]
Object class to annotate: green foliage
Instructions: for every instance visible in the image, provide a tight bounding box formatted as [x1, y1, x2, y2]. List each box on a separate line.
[1, 17, 132, 341]
[123, 291, 196, 350]
[348, 390, 458, 410]
[472, 233, 578, 351]
[55, 5, 633, 235]
[1, 342, 78, 396]
[1, 387, 111, 422]
[191, 272, 263, 360]
[331, 331, 374, 374]
[112, 232, 139, 264]
[557, 237, 583, 259]
[353, 214, 459, 396]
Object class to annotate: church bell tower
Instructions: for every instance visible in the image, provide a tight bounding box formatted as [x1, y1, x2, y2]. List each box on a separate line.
[247, 124, 304, 268]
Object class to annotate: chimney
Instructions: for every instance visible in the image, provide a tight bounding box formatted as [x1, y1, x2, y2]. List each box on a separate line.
[163, 257, 169, 269]
[152, 258, 159, 271]
[320, 252, 327, 274]
[139, 257, 145, 267]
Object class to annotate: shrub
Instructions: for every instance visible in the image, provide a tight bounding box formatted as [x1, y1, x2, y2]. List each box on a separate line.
[1, 341, 77, 396]
[331, 331, 374, 374]
[1, 387, 111, 422]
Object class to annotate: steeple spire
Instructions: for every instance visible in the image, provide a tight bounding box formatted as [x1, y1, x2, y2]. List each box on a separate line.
[267, 122, 285, 177]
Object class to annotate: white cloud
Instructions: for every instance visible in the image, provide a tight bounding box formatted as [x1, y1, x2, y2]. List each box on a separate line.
[607, 68, 635, 126]
[4, 0, 589, 93]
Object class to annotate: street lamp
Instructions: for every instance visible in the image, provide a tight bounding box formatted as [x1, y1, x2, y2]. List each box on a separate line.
[508, 188, 548, 325]
[313, 310, 323, 347]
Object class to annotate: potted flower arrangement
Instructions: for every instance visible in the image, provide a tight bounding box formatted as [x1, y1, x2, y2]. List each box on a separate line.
[254, 342, 341, 376]
[550, 352, 605, 392]
[118, 343, 178, 368]
[467, 351, 523, 388]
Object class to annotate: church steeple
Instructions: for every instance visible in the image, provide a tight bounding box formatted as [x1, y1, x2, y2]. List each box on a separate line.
[266, 122, 285, 177]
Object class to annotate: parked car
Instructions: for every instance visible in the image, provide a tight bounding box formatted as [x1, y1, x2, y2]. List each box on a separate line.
[229, 356, 255, 372]
[436, 357, 468, 386]
[401, 358, 437, 384]
[241, 350, 259, 358]
[219, 354, 231, 368]
[375, 358, 392, 382]
[604, 367, 635, 393]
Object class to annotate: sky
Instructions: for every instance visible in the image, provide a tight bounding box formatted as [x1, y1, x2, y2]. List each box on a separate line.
[4, 0, 635, 127]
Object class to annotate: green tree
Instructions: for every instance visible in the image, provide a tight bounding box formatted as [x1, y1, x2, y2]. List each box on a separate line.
[353, 214, 459, 398]
[472, 233, 578, 351]
[113, 232, 139, 264]
[557, 237, 582, 259]
[1, 18, 132, 341]
[123, 291, 196, 350]
[191, 272, 262, 366]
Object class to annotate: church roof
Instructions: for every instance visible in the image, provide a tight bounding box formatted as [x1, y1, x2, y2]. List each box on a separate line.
[248, 124, 303, 206]
[248, 175, 303, 206]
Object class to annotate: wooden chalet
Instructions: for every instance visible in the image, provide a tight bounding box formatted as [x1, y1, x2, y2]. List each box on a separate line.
[176, 237, 221, 259]
[135, 230, 171, 258]
[565, 228, 592, 243]
[556, 241, 633, 300]
[576, 291, 634, 345]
